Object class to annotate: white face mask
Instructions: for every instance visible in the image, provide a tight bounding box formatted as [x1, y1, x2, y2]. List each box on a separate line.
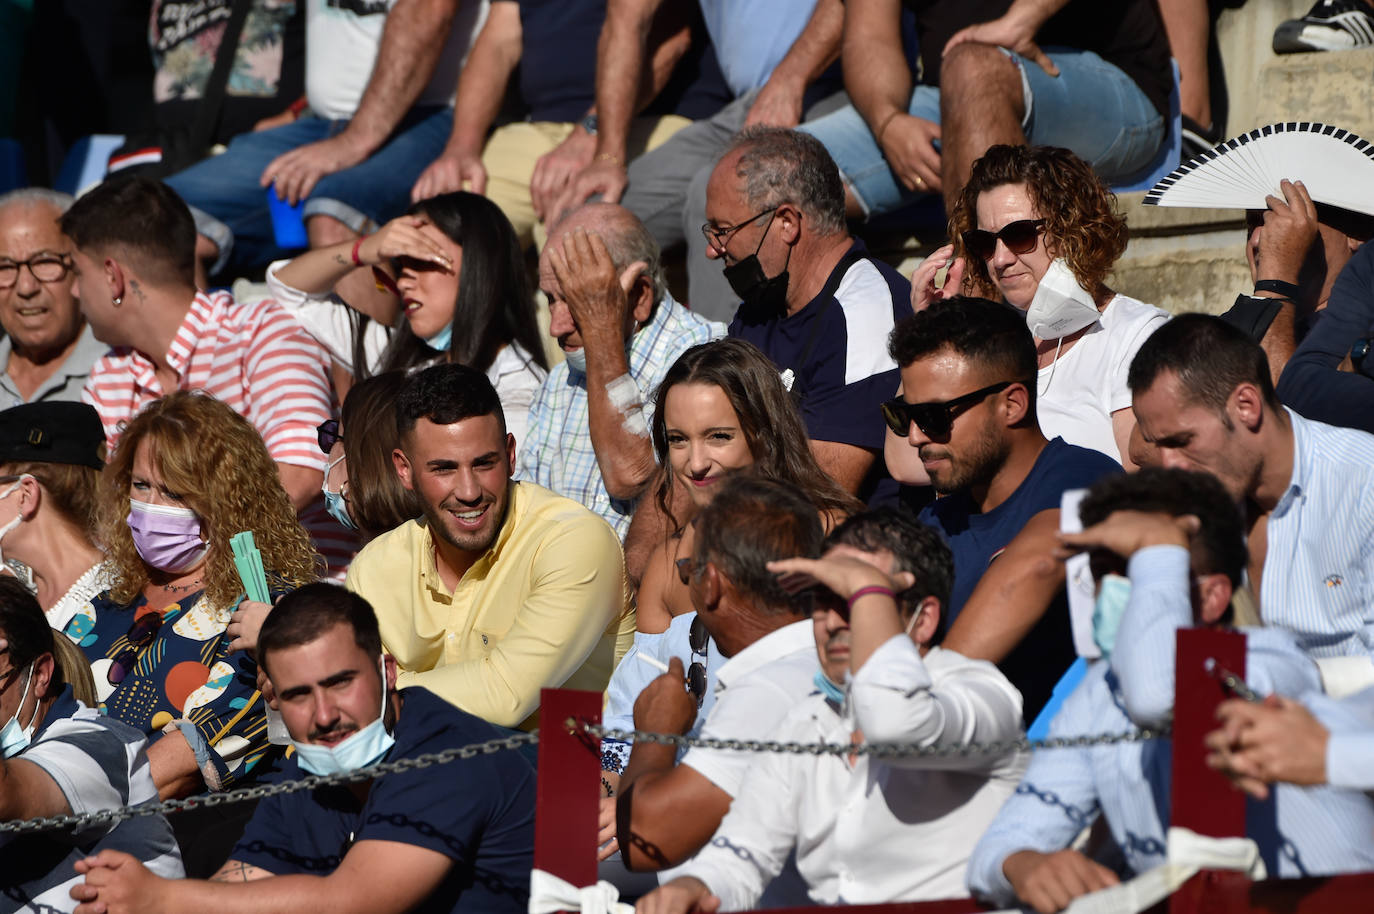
[0, 475, 31, 567]
[562, 347, 587, 375]
[1025, 258, 1101, 341]
[0, 665, 38, 758]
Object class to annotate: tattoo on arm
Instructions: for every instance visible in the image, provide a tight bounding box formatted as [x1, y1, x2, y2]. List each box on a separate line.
[212, 861, 260, 882]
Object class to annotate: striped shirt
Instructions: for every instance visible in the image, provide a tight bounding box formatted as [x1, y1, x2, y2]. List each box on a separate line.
[1259, 409, 1374, 658]
[2, 687, 183, 912]
[82, 290, 356, 577]
[516, 293, 724, 539]
[969, 547, 1374, 906]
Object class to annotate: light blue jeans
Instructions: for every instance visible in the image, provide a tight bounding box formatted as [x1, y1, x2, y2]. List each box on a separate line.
[799, 48, 1165, 217]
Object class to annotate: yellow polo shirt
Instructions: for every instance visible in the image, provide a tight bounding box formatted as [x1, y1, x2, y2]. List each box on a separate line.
[345, 481, 636, 729]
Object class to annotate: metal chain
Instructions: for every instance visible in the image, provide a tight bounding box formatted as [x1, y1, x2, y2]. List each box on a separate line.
[576, 720, 1170, 760]
[0, 730, 539, 836]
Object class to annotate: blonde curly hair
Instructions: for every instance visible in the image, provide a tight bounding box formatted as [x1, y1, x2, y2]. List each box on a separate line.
[97, 391, 321, 610]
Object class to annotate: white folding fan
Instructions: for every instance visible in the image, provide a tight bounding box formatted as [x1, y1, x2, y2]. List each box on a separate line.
[1144, 122, 1374, 217]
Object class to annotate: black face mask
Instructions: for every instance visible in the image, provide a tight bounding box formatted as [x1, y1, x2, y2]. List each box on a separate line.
[722, 210, 792, 318]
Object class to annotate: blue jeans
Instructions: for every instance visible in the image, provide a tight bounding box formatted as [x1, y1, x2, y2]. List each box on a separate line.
[166, 106, 453, 276]
[799, 48, 1165, 217]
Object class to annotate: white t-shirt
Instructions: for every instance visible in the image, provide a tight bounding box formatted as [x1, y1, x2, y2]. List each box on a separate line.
[1036, 293, 1169, 463]
[305, 0, 489, 121]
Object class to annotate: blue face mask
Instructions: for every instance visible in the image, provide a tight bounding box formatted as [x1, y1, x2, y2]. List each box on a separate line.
[290, 658, 395, 776]
[0, 666, 37, 758]
[321, 456, 357, 532]
[813, 669, 845, 707]
[423, 322, 453, 352]
[562, 346, 587, 375]
[1092, 574, 1132, 660]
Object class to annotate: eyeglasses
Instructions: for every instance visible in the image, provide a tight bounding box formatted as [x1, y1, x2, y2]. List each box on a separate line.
[687, 616, 708, 707]
[675, 556, 699, 586]
[880, 380, 1016, 439]
[0, 254, 72, 289]
[371, 266, 400, 297]
[317, 419, 343, 454]
[960, 219, 1046, 261]
[108, 611, 166, 685]
[700, 206, 778, 252]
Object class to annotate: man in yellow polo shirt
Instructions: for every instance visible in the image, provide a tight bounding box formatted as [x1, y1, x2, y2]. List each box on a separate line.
[345, 362, 635, 730]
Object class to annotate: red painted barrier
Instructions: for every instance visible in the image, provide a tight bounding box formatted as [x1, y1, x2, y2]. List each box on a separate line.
[534, 687, 603, 901]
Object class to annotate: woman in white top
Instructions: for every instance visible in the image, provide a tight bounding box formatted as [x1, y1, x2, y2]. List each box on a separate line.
[266, 191, 548, 445]
[910, 145, 1169, 467]
[0, 402, 113, 637]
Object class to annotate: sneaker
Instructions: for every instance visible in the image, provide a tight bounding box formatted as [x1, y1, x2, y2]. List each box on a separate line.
[1180, 116, 1222, 160]
[1273, 0, 1374, 53]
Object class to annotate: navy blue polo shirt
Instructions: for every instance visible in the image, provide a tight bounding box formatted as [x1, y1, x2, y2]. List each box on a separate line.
[920, 437, 1121, 722]
[729, 239, 913, 452]
[233, 687, 535, 912]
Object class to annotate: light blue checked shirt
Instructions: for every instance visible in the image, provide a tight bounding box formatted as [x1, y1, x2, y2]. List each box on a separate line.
[968, 546, 1374, 906]
[516, 293, 724, 540]
[1259, 409, 1374, 659]
[1304, 685, 1374, 792]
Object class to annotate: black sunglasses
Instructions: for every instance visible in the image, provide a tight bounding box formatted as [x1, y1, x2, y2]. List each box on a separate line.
[108, 612, 166, 686]
[961, 218, 1046, 261]
[317, 419, 343, 454]
[687, 616, 708, 707]
[880, 381, 1016, 440]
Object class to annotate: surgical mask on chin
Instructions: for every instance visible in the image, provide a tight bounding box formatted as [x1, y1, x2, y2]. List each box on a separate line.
[723, 213, 792, 318]
[321, 456, 357, 532]
[1025, 258, 1102, 341]
[423, 321, 453, 352]
[0, 475, 29, 567]
[562, 346, 587, 375]
[291, 657, 396, 776]
[813, 669, 845, 706]
[126, 498, 209, 574]
[1092, 573, 1132, 660]
[0, 665, 37, 758]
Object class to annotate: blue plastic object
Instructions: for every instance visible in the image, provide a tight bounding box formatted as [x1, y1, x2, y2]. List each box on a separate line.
[267, 185, 308, 249]
[54, 134, 124, 196]
[1026, 656, 1089, 741]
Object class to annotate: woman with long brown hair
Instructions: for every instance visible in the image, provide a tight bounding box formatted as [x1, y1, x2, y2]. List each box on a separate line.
[79, 391, 318, 799]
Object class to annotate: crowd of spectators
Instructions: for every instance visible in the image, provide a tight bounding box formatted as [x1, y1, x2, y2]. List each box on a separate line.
[3, 1, 1374, 912]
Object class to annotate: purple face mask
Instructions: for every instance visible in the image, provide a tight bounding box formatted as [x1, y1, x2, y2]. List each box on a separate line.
[127, 498, 208, 574]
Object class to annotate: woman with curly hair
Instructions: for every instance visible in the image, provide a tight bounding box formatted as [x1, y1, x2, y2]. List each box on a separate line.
[911, 144, 1169, 467]
[79, 391, 318, 800]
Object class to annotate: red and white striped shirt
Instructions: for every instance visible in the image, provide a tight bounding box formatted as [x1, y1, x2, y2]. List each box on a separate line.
[83, 290, 357, 578]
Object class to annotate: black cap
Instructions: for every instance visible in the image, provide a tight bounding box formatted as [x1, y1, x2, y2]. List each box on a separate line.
[0, 402, 105, 470]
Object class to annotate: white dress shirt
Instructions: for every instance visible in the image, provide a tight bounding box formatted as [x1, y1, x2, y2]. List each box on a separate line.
[678, 637, 1026, 911]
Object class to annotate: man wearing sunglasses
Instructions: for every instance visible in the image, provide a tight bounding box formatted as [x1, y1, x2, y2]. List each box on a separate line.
[0, 577, 184, 909]
[641, 509, 1024, 913]
[886, 297, 1119, 723]
[705, 127, 912, 498]
[0, 189, 106, 411]
[615, 477, 821, 898]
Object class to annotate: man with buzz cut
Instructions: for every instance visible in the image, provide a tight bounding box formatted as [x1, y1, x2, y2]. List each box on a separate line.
[70, 581, 536, 914]
[346, 361, 636, 730]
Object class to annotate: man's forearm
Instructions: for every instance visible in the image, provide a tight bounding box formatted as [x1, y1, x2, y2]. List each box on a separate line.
[582, 331, 656, 500]
[447, 5, 522, 155]
[768, 0, 843, 91]
[843, 0, 913, 130]
[346, 0, 461, 155]
[594, 0, 662, 162]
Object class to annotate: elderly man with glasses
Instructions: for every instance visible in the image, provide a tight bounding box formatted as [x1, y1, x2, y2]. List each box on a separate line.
[885, 296, 1118, 724]
[705, 126, 912, 499]
[0, 189, 107, 411]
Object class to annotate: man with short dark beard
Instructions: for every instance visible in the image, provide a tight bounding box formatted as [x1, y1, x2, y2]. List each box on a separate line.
[344, 363, 635, 730]
[884, 296, 1118, 721]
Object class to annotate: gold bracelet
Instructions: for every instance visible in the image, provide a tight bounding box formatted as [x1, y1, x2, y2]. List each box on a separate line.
[595, 152, 624, 167]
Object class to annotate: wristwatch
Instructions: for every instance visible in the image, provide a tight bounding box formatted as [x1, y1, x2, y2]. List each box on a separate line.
[580, 113, 598, 136]
[1351, 337, 1374, 379]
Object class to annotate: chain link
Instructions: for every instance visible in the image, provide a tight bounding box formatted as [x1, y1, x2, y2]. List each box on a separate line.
[0, 730, 539, 836]
[575, 720, 1170, 760]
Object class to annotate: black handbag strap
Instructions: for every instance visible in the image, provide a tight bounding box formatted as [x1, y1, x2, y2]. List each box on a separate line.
[189, 0, 258, 152]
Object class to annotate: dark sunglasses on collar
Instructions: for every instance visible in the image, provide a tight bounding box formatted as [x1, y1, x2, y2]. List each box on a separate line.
[880, 381, 1016, 439]
[961, 218, 1046, 261]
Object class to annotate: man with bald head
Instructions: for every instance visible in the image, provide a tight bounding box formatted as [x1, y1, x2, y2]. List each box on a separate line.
[516, 202, 724, 540]
[0, 190, 105, 410]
